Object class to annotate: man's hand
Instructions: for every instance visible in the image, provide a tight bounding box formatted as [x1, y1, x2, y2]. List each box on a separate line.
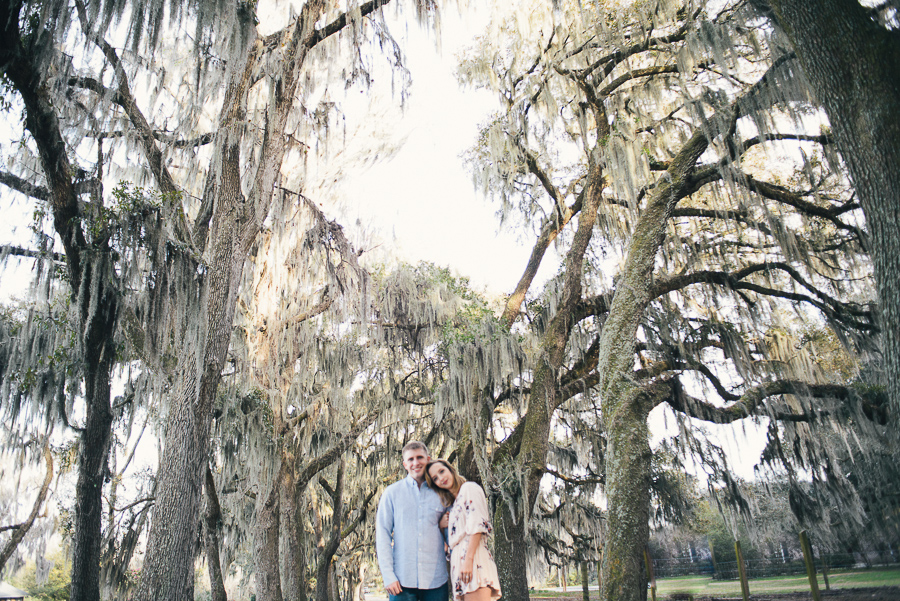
[386, 581, 403, 596]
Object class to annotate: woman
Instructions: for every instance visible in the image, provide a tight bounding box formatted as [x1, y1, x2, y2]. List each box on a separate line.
[425, 460, 502, 601]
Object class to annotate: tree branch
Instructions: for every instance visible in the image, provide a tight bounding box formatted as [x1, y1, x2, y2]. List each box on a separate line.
[0, 170, 48, 200]
[0, 444, 53, 574]
[0, 244, 66, 264]
[667, 379, 859, 424]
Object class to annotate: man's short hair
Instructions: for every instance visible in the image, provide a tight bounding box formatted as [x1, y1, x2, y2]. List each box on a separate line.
[402, 440, 428, 456]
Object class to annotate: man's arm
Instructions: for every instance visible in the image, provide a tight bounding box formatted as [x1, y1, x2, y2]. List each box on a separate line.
[375, 492, 401, 595]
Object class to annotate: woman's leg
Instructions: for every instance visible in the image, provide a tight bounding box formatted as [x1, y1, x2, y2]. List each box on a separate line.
[463, 587, 494, 601]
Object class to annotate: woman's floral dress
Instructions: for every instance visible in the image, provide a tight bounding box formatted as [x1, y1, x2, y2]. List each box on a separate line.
[447, 482, 502, 601]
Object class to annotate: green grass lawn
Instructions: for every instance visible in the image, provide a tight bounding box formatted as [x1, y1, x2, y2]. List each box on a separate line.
[654, 568, 900, 597]
[531, 567, 900, 599]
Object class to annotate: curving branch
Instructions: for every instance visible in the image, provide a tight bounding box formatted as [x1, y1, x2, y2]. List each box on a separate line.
[651, 262, 875, 331]
[500, 191, 585, 328]
[597, 63, 684, 98]
[666, 378, 860, 424]
[546, 469, 605, 487]
[307, 0, 393, 48]
[0, 444, 54, 575]
[576, 12, 696, 81]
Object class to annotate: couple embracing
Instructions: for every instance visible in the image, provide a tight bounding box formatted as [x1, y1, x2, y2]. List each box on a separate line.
[376, 441, 502, 601]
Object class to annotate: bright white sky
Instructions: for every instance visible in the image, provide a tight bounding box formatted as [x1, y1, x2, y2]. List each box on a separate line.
[325, 3, 560, 298]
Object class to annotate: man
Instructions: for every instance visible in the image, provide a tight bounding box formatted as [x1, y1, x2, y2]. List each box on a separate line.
[376, 441, 449, 601]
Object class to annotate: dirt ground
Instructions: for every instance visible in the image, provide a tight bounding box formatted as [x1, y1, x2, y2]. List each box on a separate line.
[533, 587, 900, 601]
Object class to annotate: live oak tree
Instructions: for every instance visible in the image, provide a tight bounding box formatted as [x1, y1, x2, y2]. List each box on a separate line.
[444, 1, 881, 600]
[0, 3, 129, 596]
[1, 0, 439, 600]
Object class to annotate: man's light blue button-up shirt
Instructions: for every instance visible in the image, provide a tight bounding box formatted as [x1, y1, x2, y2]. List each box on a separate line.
[376, 475, 448, 590]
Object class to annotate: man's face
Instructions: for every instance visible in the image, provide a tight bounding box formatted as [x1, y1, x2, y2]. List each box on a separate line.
[402, 447, 429, 481]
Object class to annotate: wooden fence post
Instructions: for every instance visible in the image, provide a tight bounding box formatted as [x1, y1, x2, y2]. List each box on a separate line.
[644, 546, 657, 601]
[799, 530, 822, 601]
[734, 540, 750, 601]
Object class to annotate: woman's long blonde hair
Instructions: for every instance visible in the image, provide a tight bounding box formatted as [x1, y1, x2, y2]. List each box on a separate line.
[425, 459, 466, 507]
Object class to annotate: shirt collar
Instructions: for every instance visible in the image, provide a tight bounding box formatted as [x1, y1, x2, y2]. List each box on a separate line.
[405, 474, 430, 489]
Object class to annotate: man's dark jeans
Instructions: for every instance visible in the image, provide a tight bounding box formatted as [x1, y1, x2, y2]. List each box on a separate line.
[389, 582, 450, 601]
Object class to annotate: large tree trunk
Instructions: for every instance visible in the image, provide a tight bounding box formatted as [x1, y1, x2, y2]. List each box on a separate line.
[257, 467, 286, 601]
[134, 381, 215, 600]
[134, 122, 261, 601]
[598, 402, 652, 601]
[596, 130, 709, 601]
[767, 0, 900, 404]
[132, 4, 319, 595]
[70, 351, 115, 601]
[281, 450, 309, 601]
[135, 235, 249, 598]
[493, 499, 530, 601]
[71, 253, 119, 601]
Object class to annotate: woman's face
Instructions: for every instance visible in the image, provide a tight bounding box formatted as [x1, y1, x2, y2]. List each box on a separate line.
[428, 462, 455, 490]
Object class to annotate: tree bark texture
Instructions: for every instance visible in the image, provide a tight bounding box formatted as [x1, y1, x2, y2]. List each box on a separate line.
[768, 0, 900, 405]
[70, 343, 116, 601]
[598, 411, 651, 601]
[316, 461, 345, 601]
[493, 500, 530, 601]
[597, 129, 709, 601]
[256, 465, 286, 601]
[134, 1, 398, 595]
[204, 465, 229, 601]
[135, 37, 277, 601]
[134, 185, 254, 595]
[281, 451, 309, 601]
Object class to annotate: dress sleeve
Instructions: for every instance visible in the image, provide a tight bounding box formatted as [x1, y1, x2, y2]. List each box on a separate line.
[461, 482, 493, 536]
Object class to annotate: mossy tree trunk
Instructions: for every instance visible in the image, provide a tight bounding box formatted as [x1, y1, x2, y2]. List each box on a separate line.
[203, 465, 229, 601]
[767, 0, 900, 405]
[281, 446, 309, 601]
[493, 490, 531, 601]
[597, 130, 709, 601]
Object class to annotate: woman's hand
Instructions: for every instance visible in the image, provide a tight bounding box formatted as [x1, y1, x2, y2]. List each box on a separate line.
[459, 555, 474, 585]
[439, 511, 449, 529]
[460, 532, 482, 586]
